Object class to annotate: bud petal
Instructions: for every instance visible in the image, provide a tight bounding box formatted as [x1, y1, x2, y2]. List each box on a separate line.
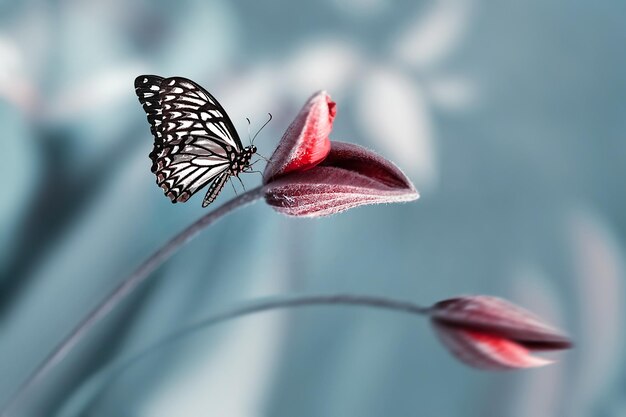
[430, 296, 572, 370]
[433, 324, 554, 370]
[264, 141, 419, 217]
[264, 91, 335, 181]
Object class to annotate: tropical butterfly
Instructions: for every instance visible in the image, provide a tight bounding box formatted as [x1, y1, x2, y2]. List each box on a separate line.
[134, 75, 263, 207]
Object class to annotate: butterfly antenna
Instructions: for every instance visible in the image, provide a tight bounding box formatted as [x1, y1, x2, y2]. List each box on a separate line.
[251, 113, 272, 145]
[246, 117, 252, 145]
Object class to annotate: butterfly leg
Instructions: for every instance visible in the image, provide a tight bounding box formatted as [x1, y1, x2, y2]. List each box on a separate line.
[236, 175, 246, 191]
[255, 153, 271, 163]
[230, 178, 239, 196]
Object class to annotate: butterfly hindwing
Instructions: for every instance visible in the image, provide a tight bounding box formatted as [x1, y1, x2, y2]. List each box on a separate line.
[155, 135, 231, 203]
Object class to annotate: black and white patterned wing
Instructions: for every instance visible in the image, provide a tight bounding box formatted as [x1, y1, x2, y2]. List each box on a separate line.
[134, 75, 165, 172]
[135, 75, 240, 205]
[158, 76, 244, 152]
[155, 134, 231, 203]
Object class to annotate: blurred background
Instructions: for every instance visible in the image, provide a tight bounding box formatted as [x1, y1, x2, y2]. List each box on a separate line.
[1, 0, 625, 415]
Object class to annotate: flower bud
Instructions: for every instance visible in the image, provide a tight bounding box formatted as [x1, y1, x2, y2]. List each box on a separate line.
[262, 90, 418, 217]
[430, 296, 572, 370]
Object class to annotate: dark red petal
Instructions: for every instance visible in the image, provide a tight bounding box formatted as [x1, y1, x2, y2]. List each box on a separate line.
[431, 296, 572, 350]
[319, 141, 416, 190]
[263, 91, 335, 182]
[433, 323, 554, 370]
[264, 142, 418, 217]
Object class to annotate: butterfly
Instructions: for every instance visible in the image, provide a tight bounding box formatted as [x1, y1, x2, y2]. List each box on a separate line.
[134, 75, 261, 207]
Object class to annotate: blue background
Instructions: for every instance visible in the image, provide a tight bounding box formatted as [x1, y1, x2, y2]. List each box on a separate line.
[1, 0, 625, 415]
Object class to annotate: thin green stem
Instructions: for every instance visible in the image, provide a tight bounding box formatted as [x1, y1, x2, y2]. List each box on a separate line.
[1, 186, 265, 417]
[63, 293, 433, 413]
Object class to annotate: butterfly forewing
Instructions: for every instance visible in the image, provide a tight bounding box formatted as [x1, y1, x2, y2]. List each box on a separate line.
[134, 75, 165, 172]
[159, 77, 243, 151]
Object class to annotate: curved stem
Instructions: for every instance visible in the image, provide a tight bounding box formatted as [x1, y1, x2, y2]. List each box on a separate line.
[62, 294, 433, 413]
[174, 293, 432, 333]
[1, 186, 265, 417]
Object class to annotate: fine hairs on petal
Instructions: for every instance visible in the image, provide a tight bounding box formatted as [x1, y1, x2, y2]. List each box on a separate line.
[264, 142, 419, 217]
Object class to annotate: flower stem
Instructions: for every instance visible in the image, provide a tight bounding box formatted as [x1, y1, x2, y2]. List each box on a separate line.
[58, 294, 433, 412]
[1, 186, 265, 416]
[180, 293, 432, 329]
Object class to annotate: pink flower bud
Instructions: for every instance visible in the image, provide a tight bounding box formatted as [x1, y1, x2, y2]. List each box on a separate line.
[430, 296, 572, 370]
[264, 141, 418, 217]
[263, 91, 335, 181]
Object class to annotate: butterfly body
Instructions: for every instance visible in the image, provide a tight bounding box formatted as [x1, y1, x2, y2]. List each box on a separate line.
[135, 75, 257, 207]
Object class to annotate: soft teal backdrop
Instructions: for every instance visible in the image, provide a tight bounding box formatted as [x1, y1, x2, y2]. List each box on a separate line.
[1, 0, 625, 416]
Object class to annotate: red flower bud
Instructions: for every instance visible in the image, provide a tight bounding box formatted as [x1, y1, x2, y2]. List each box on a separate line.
[430, 296, 572, 370]
[263, 91, 418, 217]
[264, 90, 335, 181]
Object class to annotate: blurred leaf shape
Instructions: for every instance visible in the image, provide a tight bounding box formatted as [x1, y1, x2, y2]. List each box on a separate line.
[425, 75, 478, 111]
[357, 67, 437, 188]
[0, 35, 37, 111]
[566, 209, 625, 416]
[138, 277, 287, 417]
[392, 0, 472, 70]
[0, 105, 40, 270]
[47, 64, 144, 120]
[284, 38, 362, 99]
